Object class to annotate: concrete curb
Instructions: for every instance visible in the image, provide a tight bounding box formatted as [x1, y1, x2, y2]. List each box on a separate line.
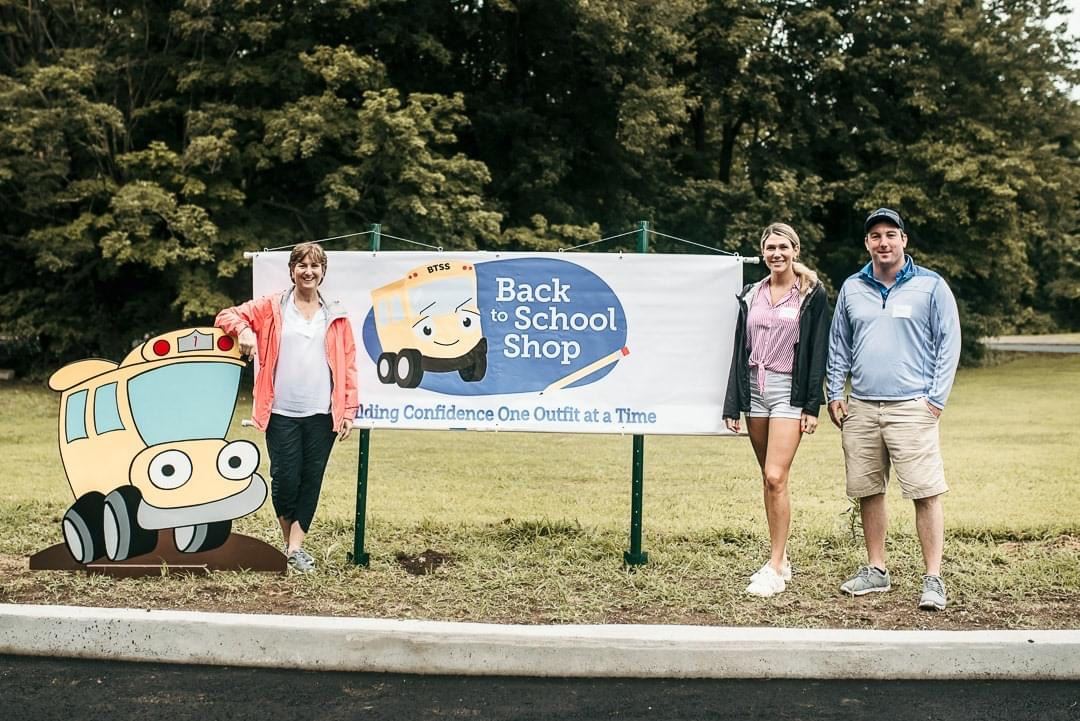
[2, 604, 1079, 679]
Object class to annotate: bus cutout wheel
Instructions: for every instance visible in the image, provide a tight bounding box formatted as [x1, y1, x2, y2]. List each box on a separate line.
[102, 486, 159, 562]
[394, 349, 423, 388]
[458, 337, 488, 382]
[376, 352, 397, 385]
[62, 491, 106, 564]
[174, 520, 232, 554]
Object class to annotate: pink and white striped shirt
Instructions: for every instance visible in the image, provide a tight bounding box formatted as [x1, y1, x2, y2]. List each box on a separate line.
[746, 279, 801, 391]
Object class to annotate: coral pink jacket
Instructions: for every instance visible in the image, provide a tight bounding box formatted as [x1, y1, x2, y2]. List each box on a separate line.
[215, 290, 358, 433]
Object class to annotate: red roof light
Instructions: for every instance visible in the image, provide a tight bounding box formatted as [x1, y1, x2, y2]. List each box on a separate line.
[152, 340, 170, 356]
[217, 336, 235, 351]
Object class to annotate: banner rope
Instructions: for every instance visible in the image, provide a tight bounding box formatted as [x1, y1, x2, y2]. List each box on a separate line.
[257, 226, 752, 260]
[377, 232, 442, 251]
[646, 228, 741, 255]
[560, 228, 639, 251]
[262, 230, 373, 252]
[563, 226, 753, 260]
[260, 230, 440, 252]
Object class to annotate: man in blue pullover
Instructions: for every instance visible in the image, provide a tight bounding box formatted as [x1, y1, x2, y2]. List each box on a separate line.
[826, 208, 961, 611]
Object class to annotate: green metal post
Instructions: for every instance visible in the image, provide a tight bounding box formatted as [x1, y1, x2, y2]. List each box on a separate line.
[350, 223, 380, 567]
[624, 220, 649, 566]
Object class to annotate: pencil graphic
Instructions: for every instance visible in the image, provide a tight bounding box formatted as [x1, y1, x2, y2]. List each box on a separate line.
[541, 346, 630, 394]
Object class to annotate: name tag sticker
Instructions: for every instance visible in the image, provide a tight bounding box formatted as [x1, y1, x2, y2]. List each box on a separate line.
[892, 304, 913, 319]
[777, 307, 798, 320]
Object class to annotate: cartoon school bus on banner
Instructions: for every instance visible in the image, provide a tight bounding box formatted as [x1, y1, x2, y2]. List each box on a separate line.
[48, 328, 267, 564]
[371, 261, 488, 387]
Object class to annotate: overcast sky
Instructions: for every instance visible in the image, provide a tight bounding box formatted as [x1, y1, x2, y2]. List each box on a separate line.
[1062, 0, 1080, 37]
[1066, 0, 1080, 35]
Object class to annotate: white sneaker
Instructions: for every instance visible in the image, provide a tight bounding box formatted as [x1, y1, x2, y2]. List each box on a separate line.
[746, 564, 786, 597]
[750, 560, 792, 582]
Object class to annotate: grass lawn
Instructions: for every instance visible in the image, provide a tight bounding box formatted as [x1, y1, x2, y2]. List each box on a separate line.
[1, 354, 1078, 629]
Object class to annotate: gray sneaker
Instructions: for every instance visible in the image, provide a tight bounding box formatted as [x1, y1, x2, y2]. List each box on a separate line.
[918, 574, 947, 611]
[287, 548, 315, 573]
[840, 565, 891, 595]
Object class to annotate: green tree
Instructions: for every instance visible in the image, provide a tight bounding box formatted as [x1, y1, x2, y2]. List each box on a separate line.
[0, 0, 502, 367]
[1, 0, 1076, 372]
[799, 0, 1080, 353]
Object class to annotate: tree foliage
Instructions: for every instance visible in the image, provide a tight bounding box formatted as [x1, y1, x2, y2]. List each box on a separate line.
[1, 0, 1077, 370]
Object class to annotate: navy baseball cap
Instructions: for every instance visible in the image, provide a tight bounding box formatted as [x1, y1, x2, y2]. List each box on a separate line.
[864, 207, 905, 233]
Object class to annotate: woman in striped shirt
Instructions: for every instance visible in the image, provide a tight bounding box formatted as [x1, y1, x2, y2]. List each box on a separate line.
[723, 223, 831, 597]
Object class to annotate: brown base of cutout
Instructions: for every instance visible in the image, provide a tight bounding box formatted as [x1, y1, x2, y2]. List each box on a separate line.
[28, 532, 287, 578]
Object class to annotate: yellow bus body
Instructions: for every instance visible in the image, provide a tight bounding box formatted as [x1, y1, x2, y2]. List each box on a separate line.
[370, 261, 483, 360]
[50, 328, 252, 513]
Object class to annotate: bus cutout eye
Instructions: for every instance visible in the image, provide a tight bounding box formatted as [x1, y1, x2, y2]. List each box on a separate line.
[413, 323, 433, 340]
[217, 440, 259, 480]
[460, 315, 472, 329]
[148, 450, 193, 490]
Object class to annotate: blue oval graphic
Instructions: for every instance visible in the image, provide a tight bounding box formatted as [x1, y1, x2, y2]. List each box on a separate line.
[362, 258, 628, 396]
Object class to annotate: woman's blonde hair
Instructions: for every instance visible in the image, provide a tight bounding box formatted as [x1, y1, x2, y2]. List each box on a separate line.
[288, 242, 328, 284]
[759, 222, 818, 295]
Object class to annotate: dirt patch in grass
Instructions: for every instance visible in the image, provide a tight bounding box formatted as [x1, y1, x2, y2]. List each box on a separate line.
[999, 535, 1080, 555]
[394, 549, 454, 576]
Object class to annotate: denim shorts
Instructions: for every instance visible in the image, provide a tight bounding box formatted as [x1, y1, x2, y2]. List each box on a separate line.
[748, 370, 803, 420]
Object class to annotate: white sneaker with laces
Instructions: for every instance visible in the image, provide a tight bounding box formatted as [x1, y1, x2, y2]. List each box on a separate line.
[745, 563, 786, 597]
[750, 559, 792, 582]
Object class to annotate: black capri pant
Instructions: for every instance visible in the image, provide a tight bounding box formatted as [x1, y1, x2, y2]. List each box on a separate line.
[265, 413, 336, 533]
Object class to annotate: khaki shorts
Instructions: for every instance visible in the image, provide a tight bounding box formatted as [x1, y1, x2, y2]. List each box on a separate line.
[841, 397, 949, 500]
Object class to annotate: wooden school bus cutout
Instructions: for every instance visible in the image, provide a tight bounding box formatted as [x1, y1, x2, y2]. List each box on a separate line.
[47, 328, 267, 564]
[371, 261, 488, 388]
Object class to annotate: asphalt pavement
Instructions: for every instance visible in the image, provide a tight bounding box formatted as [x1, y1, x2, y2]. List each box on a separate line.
[4, 654, 1079, 721]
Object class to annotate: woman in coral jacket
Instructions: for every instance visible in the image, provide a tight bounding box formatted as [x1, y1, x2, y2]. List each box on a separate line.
[216, 242, 358, 573]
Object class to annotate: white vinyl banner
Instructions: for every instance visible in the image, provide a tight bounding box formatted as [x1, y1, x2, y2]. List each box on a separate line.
[252, 251, 743, 434]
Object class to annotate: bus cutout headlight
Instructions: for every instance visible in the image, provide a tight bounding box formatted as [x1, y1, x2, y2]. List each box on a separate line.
[217, 440, 260, 481]
[149, 450, 193, 490]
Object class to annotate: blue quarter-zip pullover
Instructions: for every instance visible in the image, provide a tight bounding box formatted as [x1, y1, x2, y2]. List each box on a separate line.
[826, 256, 961, 409]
